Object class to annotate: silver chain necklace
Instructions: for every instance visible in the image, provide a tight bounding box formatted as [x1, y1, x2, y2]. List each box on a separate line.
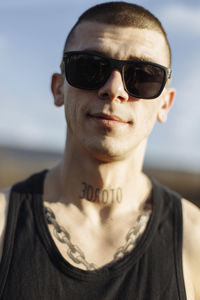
[44, 206, 151, 271]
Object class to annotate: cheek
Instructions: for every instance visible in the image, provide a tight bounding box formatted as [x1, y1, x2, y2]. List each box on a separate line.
[64, 87, 80, 130]
[135, 100, 161, 133]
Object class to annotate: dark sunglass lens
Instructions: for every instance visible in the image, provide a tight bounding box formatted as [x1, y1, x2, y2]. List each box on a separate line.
[124, 63, 165, 98]
[65, 53, 109, 89]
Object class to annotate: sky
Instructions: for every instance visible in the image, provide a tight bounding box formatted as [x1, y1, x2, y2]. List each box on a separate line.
[0, 0, 200, 172]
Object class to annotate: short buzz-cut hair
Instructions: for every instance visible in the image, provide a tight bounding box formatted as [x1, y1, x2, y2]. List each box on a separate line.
[63, 1, 172, 67]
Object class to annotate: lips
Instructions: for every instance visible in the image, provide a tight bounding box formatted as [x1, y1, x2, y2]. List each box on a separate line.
[88, 112, 129, 124]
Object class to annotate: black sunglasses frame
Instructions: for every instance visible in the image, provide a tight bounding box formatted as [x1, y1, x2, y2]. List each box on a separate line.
[63, 51, 172, 99]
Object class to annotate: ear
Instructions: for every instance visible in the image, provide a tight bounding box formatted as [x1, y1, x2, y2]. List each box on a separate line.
[51, 73, 65, 107]
[157, 87, 176, 123]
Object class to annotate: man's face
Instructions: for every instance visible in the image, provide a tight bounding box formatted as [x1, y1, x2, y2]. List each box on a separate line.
[55, 21, 174, 162]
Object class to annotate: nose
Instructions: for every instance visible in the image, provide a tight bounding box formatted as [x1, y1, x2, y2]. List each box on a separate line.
[97, 70, 129, 102]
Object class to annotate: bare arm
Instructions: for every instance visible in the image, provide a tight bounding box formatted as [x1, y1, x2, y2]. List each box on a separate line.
[0, 188, 10, 262]
[182, 198, 200, 300]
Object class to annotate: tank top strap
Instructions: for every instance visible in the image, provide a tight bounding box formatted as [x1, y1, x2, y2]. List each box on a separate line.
[0, 170, 48, 298]
[11, 169, 48, 194]
[151, 177, 187, 300]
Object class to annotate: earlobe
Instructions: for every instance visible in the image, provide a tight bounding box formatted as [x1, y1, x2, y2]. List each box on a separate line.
[157, 88, 176, 123]
[51, 73, 65, 107]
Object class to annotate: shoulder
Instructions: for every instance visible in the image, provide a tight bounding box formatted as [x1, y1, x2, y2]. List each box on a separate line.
[0, 188, 11, 261]
[182, 198, 200, 298]
[0, 188, 10, 227]
[182, 198, 200, 248]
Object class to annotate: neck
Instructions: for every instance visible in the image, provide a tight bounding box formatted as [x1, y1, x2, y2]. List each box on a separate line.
[45, 138, 152, 217]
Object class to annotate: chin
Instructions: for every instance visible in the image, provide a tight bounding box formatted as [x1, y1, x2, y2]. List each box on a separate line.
[83, 137, 133, 163]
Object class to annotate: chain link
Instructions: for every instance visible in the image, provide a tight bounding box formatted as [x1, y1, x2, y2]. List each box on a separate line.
[44, 207, 97, 270]
[113, 212, 151, 260]
[44, 206, 151, 270]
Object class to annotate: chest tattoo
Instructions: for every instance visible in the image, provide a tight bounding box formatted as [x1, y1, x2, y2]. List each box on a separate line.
[44, 206, 151, 271]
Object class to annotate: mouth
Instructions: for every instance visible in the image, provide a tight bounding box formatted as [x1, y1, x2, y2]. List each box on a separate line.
[87, 112, 132, 124]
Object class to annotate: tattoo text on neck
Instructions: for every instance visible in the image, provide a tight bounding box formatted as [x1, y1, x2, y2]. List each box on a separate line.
[80, 182, 123, 204]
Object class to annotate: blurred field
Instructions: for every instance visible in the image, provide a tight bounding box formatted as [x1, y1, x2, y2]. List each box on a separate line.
[0, 145, 199, 207]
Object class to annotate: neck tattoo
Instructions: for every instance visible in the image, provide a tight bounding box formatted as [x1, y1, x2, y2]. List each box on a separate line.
[80, 182, 123, 204]
[44, 204, 151, 271]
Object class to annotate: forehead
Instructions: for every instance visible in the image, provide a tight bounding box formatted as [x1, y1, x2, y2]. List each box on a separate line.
[68, 21, 169, 67]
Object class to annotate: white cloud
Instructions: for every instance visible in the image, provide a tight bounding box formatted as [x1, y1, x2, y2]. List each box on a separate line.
[0, 99, 66, 151]
[172, 58, 200, 146]
[0, 0, 87, 10]
[160, 4, 200, 36]
[0, 35, 7, 53]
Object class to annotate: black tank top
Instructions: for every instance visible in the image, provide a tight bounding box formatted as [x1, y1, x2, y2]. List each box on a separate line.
[0, 170, 187, 300]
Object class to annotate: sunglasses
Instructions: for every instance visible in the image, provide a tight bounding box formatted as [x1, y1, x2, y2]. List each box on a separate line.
[63, 51, 171, 99]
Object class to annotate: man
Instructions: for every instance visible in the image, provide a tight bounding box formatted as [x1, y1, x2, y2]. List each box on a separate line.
[0, 2, 199, 299]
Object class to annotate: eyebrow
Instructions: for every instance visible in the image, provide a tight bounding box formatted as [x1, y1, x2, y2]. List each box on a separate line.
[80, 48, 157, 64]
